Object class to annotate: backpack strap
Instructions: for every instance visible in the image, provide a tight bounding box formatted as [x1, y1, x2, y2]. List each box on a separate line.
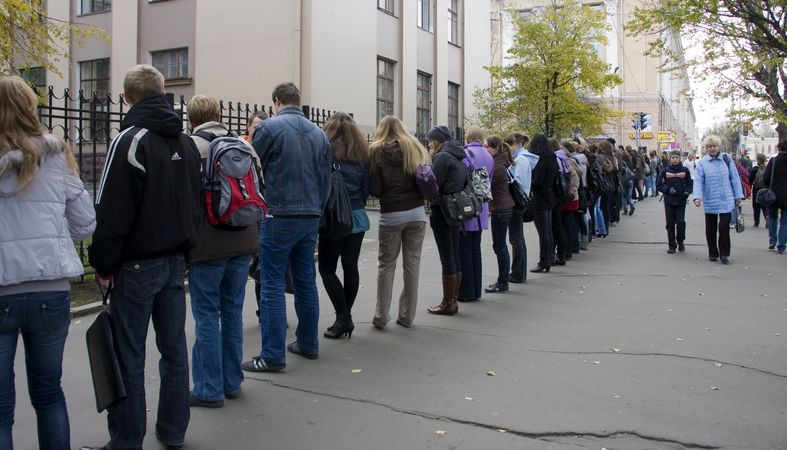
[193, 130, 219, 142]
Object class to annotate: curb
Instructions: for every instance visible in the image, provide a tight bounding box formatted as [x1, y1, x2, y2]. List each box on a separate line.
[71, 301, 105, 318]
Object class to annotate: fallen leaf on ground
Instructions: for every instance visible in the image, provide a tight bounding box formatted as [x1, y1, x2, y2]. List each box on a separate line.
[557, 290, 563, 293]
[616, 282, 624, 286]
[74, 320, 81, 325]
[775, 332, 781, 336]
[583, 360, 589, 363]
[593, 361, 601, 365]
[351, 369, 362, 373]
[714, 362, 722, 368]
[578, 290, 585, 294]
[498, 429, 507, 433]
[676, 338, 684, 341]
[710, 386, 719, 391]
[580, 285, 586, 289]
[611, 348, 621, 353]
[761, 293, 769, 297]
[486, 370, 496, 376]
[744, 266, 750, 270]
[435, 430, 447, 435]
[680, 277, 688, 282]
[705, 328, 712, 331]
[668, 309, 673, 312]
[464, 397, 474, 401]
[699, 292, 705, 296]
[612, 393, 622, 399]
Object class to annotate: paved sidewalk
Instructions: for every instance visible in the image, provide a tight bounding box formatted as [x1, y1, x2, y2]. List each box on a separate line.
[11, 197, 787, 449]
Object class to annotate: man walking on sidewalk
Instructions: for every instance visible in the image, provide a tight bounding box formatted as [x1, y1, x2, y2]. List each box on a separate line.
[84, 64, 202, 450]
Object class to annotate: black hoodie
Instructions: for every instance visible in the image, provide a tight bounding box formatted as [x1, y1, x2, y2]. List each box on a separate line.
[88, 94, 202, 276]
[431, 140, 467, 197]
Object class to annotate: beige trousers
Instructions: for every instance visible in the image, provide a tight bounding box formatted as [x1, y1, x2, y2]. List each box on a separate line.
[373, 221, 426, 327]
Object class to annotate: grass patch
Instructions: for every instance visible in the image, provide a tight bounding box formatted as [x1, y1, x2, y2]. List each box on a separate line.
[70, 279, 101, 307]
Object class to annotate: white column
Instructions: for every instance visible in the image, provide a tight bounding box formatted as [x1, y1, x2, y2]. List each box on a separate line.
[401, 0, 418, 131]
[110, 1, 139, 97]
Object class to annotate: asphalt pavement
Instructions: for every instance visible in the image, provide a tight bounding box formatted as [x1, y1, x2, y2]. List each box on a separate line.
[11, 196, 787, 449]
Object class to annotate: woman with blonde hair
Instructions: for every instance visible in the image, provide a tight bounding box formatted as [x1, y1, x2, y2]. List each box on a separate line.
[0, 76, 96, 449]
[370, 116, 430, 328]
[319, 112, 371, 338]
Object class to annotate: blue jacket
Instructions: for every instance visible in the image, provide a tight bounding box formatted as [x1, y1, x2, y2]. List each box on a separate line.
[337, 161, 370, 210]
[511, 148, 539, 195]
[693, 153, 743, 214]
[252, 107, 332, 216]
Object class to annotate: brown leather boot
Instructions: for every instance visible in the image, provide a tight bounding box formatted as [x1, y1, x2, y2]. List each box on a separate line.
[453, 272, 463, 301]
[428, 274, 459, 315]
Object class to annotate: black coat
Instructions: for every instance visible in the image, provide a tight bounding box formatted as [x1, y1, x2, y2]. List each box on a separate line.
[531, 153, 558, 210]
[763, 152, 787, 209]
[656, 163, 692, 206]
[431, 140, 467, 195]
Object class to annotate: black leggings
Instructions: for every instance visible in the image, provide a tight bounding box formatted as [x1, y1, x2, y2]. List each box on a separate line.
[318, 232, 365, 317]
[551, 206, 568, 261]
[533, 209, 554, 265]
[430, 207, 461, 276]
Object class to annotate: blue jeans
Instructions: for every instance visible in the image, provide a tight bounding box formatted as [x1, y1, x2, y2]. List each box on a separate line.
[594, 197, 607, 236]
[622, 181, 635, 209]
[107, 256, 189, 450]
[189, 255, 252, 401]
[491, 210, 512, 285]
[259, 216, 321, 364]
[644, 174, 653, 196]
[0, 291, 70, 450]
[768, 207, 787, 251]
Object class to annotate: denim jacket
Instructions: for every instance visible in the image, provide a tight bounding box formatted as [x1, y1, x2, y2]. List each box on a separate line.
[252, 107, 333, 216]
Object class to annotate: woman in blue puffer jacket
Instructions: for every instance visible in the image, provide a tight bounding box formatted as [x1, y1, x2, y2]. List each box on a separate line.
[692, 135, 743, 264]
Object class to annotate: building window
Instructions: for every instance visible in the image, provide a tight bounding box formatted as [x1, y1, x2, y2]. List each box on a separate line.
[417, 0, 432, 32]
[80, 0, 111, 15]
[416, 72, 432, 139]
[20, 67, 46, 93]
[448, 0, 459, 45]
[79, 58, 110, 142]
[448, 82, 460, 137]
[378, 0, 394, 14]
[377, 58, 395, 123]
[152, 48, 189, 80]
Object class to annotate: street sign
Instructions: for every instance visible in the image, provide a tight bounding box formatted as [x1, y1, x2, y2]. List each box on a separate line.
[657, 131, 675, 143]
[629, 132, 653, 139]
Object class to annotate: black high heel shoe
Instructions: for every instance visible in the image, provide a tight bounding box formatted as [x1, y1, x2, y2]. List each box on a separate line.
[530, 263, 551, 273]
[324, 320, 354, 339]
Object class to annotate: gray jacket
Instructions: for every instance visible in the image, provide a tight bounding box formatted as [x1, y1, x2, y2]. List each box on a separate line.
[0, 135, 95, 292]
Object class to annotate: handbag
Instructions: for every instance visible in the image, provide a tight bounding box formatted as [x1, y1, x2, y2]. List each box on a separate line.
[86, 282, 127, 413]
[735, 205, 745, 233]
[319, 163, 353, 239]
[441, 185, 481, 226]
[755, 158, 777, 207]
[506, 165, 529, 209]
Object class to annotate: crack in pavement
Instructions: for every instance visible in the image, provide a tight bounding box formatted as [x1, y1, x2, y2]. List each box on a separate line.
[531, 350, 787, 379]
[539, 272, 723, 279]
[603, 240, 704, 246]
[245, 376, 719, 449]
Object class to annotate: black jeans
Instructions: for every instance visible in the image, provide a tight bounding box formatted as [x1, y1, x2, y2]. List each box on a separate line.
[552, 206, 568, 262]
[458, 230, 482, 300]
[533, 209, 554, 265]
[430, 207, 461, 276]
[508, 207, 527, 281]
[705, 213, 732, 258]
[600, 191, 613, 230]
[752, 189, 768, 226]
[561, 210, 579, 253]
[491, 209, 513, 285]
[664, 203, 687, 247]
[318, 231, 365, 319]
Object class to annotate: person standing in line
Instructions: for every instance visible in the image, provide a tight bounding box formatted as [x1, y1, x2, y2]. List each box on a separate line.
[504, 133, 538, 283]
[186, 95, 260, 408]
[560, 141, 583, 256]
[684, 152, 698, 180]
[631, 147, 646, 201]
[84, 65, 202, 450]
[620, 149, 636, 216]
[369, 116, 430, 329]
[483, 136, 515, 293]
[0, 76, 96, 450]
[657, 150, 692, 253]
[551, 139, 572, 265]
[529, 134, 559, 273]
[692, 136, 743, 264]
[457, 127, 494, 302]
[426, 126, 467, 316]
[244, 82, 332, 372]
[763, 141, 787, 253]
[244, 110, 268, 144]
[318, 112, 370, 338]
[748, 153, 769, 228]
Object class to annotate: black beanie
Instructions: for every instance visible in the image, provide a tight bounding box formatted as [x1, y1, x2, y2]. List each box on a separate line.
[427, 126, 453, 143]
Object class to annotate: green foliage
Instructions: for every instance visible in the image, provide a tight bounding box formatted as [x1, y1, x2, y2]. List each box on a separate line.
[470, 0, 623, 138]
[627, 0, 787, 139]
[1, 0, 107, 80]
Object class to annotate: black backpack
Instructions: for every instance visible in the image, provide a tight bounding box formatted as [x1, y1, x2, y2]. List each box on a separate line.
[319, 164, 353, 239]
[555, 163, 574, 205]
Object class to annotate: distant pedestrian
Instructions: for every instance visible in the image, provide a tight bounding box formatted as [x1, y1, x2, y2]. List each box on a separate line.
[85, 65, 202, 450]
[749, 153, 769, 227]
[657, 150, 692, 253]
[318, 112, 370, 338]
[0, 75, 96, 450]
[504, 133, 538, 282]
[683, 153, 697, 180]
[427, 126, 467, 315]
[692, 136, 743, 264]
[245, 82, 332, 371]
[763, 141, 787, 253]
[530, 134, 559, 273]
[244, 110, 268, 144]
[370, 116, 430, 328]
[483, 136, 514, 293]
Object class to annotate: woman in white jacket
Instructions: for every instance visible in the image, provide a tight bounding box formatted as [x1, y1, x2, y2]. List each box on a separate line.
[0, 76, 96, 450]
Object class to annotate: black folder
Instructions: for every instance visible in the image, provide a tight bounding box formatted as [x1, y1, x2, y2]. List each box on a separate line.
[85, 284, 126, 413]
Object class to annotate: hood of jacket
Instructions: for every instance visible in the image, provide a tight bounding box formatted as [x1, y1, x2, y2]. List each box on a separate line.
[515, 148, 540, 166]
[121, 94, 183, 137]
[0, 136, 57, 197]
[379, 140, 405, 168]
[555, 149, 570, 172]
[441, 140, 466, 161]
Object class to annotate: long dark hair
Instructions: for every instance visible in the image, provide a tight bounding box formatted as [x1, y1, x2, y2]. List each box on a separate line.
[323, 112, 369, 164]
[530, 134, 551, 157]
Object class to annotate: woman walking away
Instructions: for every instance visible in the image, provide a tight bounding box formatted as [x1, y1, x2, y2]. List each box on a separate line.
[483, 136, 515, 293]
[657, 150, 692, 253]
[749, 153, 769, 227]
[319, 112, 370, 338]
[763, 141, 787, 253]
[370, 116, 430, 329]
[693, 136, 743, 264]
[427, 126, 468, 316]
[0, 76, 96, 450]
[529, 134, 559, 272]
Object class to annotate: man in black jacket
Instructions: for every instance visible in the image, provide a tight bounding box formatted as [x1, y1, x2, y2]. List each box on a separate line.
[84, 65, 202, 450]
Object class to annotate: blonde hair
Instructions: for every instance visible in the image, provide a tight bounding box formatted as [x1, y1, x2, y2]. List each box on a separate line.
[703, 135, 722, 149]
[465, 126, 483, 144]
[187, 95, 221, 127]
[370, 116, 429, 176]
[123, 64, 165, 105]
[323, 112, 369, 164]
[0, 76, 77, 190]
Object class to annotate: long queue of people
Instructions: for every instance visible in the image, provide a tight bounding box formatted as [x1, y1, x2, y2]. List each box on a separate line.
[3, 64, 785, 450]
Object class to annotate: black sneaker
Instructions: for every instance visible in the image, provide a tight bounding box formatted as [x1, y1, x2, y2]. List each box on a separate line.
[190, 393, 223, 408]
[667, 247, 676, 254]
[508, 275, 525, 284]
[678, 244, 686, 252]
[287, 342, 318, 360]
[709, 256, 718, 262]
[242, 357, 285, 373]
[629, 206, 635, 216]
[719, 256, 730, 265]
[484, 283, 509, 293]
[225, 390, 241, 400]
[155, 430, 184, 449]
